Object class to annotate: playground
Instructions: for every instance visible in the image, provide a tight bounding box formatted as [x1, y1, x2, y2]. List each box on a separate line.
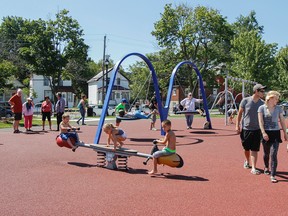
[1, 116, 288, 215]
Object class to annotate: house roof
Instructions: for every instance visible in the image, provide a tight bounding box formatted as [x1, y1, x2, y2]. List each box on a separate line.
[98, 85, 130, 91]
[87, 68, 130, 83]
[56, 86, 75, 93]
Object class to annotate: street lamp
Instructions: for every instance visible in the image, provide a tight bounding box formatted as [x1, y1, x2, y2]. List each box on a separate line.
[105, 55, 110, 97]
[104, 55, 110, 116]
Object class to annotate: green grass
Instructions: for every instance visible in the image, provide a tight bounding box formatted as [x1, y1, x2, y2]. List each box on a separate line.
[0, 113, 224, 129]
[0, 117, 57, 129]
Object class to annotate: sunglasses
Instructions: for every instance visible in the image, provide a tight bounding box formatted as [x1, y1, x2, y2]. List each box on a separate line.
[258, 90, 265, 93]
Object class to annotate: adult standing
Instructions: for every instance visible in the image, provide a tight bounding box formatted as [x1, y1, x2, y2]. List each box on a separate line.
[258, 91, 287, 183]
[55, 92, 65, 131]
[22, 97, 34, 132]
[76, 95, 87, 125]
[41, 96, 53, 131]
[180, 92, 203, 129]
[9, 89, 23, 133]
[236, 84, 266, 175]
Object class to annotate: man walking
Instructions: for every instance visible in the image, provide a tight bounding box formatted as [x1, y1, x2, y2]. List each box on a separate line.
[236, 84, 266, 175]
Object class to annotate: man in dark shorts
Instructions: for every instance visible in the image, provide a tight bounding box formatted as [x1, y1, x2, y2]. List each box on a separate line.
[9, 89, 23, 133]
[236, 84, 266, 175]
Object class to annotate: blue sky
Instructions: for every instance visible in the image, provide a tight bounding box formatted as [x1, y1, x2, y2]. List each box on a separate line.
[1, 0, 287, 69]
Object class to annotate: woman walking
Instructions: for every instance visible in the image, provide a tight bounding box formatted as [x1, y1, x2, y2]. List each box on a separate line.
[76, 95, 87, 125]
[258, 91, 287, 183]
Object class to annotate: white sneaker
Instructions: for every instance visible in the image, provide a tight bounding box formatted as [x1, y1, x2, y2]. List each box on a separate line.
[152, 128, 157, 131]
[243, 160, 251, 169]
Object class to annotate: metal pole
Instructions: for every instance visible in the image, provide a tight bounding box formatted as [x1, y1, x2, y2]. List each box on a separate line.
[102, 35, 106, 105]
[225, 76, 228, 126]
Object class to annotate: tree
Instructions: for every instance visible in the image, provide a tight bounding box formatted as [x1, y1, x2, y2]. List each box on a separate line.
[0, 60, 17, 91]
[0, 16, 32, 86]
[230, 31, 277, 87]
[275, 46, 288, 97]
[229, 12, 277, 90]
[0, 10, 90, 102]
[151, 4, 234, 93]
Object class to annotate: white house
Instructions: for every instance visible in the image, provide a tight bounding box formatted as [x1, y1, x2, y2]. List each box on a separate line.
[29, 74, 75, 107]
[87, 68, 130, 105]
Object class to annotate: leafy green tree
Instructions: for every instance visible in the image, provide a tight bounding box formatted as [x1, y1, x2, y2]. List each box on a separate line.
[232, 11, 264, 35]
[0, 16, 31, 85]
[275, 46, 288, 98]
[0, 60, 17, 91]
[229, 12, 277, 89]
[151, 4, 234, 94]
[0, 10, 90, 102]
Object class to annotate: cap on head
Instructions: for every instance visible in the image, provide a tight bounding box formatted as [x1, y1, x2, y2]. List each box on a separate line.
[122, 98, 127, 103]
[27, 97, 32, 101]
[253, 84, 266, 92]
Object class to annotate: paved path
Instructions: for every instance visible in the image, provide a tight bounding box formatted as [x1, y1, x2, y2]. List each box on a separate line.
[1, 116, 288, 215]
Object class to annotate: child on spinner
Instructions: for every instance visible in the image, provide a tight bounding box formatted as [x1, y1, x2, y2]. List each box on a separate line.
[103, 123, 127, 151]
[59, 113, 81, 152]
[148, 119, 176, 174]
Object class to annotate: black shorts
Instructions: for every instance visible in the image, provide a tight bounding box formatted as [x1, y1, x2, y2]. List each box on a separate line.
[116, 117, 122, 124]
[14, 113, 22, 121]
[240, 129, 261, 151]
[42, 112, 51, 121]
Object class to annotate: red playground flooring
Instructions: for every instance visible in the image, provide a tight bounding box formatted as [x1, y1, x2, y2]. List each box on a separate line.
[1, 116, 288, 215]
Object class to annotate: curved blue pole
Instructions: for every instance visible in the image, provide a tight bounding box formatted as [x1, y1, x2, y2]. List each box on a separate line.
[94, 52, 164, 144]
[164, 61, 212, 129]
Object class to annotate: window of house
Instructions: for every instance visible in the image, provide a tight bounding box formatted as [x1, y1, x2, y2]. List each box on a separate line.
[173, 88, 176, 96]
[116, 92, 120, 99]
[44, 90, 53, 102]
[117, 78, 121, 85]
[43, 77, 49, 86]
[67, 92, 73, 102]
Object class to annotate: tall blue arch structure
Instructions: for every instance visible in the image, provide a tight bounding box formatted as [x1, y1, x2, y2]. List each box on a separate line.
[162, 61, 212, 129]
[94, 53, 164, 144]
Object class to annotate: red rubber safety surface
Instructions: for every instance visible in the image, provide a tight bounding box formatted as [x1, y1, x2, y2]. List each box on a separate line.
[1, 117, 288, 216]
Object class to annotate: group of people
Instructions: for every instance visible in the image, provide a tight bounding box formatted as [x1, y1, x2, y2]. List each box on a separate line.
[114, 94, 158, 131]
[8, 89, 72, 133]
[236, 84, 287, 183]
[102, 119, 175, 175]
[8, 84, 288, 178]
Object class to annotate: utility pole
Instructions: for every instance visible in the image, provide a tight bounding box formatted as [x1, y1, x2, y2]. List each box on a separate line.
[101, 35, 106, 105]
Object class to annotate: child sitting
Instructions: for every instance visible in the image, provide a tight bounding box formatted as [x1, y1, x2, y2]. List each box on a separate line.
[59, 113, 82, 152]
[103, 123, 127, 151]
[148, 119, 176, 174]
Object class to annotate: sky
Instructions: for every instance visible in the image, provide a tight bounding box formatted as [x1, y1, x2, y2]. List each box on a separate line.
[1, 0, 287, 69]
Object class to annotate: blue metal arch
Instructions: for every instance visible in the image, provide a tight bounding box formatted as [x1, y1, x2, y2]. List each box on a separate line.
[94, 52, 164, 144]
[162, 61, 212, 128]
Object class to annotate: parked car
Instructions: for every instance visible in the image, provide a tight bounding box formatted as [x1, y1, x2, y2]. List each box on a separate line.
[279, 101, 288, 116]
[0, 106, 13, 118]
[0, 101, 11, 109]
[34, 103, 54, 115]
[89, 104, 115, 116]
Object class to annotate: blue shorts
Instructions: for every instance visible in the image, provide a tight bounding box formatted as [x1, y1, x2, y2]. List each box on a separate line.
[60, 132, 79, 143]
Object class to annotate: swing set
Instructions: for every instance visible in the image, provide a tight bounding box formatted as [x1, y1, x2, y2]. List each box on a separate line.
[210, 75, 258, 125]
